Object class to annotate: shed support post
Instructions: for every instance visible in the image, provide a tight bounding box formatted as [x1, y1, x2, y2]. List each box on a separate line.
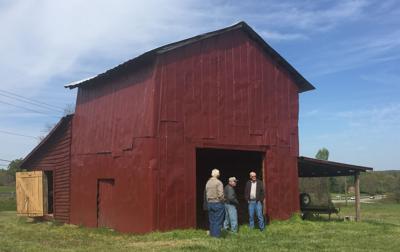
[355, 172, 361, 222]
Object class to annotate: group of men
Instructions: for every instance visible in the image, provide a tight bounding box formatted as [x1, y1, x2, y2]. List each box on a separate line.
[204, 169, 265, 238]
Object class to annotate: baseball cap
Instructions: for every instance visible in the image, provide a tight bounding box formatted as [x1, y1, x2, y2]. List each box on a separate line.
[228, 177, 238, 182]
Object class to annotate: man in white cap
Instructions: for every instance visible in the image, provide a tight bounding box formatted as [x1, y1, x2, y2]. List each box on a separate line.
[223, 177, 239, 233]
[205, 169, 225, 237]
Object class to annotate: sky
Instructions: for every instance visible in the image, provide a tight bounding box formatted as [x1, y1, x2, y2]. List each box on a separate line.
[0, 0, 399, 170]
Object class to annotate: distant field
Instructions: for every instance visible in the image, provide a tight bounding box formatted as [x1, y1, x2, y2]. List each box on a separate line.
[0, 185, 15, 211]
[0, 185, 15, 193]
[0, 202, 399, 251]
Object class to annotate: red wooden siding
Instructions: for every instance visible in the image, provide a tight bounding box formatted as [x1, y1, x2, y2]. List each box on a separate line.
[154, 29, 300, 230]
[69, 65, 158, 233]
[23, 116, 72, 223]
[68, 28, 304, 233]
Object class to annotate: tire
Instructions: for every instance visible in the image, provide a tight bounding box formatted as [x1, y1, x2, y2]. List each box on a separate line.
[300, 193, 311, 207]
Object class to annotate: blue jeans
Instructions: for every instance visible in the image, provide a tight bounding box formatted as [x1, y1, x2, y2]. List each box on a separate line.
[208, 202, 225, 237]
[248, 200, 265, 230]
[223, 203, 238, 232]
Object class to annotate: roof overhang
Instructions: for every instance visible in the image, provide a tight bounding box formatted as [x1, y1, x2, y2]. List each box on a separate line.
[298, 156, 373, 177]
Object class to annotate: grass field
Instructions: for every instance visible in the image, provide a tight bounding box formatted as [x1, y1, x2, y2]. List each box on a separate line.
[0, 201, 399, 251]
[0, 185, 16, 212]
[0, 185, 15, 193]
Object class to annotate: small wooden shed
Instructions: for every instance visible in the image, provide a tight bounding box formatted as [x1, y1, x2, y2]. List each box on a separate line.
[21, 21, 316, 233]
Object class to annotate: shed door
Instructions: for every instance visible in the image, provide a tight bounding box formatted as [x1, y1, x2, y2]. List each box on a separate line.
[16, 171, 48, 216]
[97, 179, 115, 228]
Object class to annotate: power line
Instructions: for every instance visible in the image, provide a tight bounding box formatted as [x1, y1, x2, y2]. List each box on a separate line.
[0, 92, 64, 113]
[0, 88, 65, 111]
[0, 130, 38, 139]
[0, 158, 12, 163]
[0, 100, 59, 117]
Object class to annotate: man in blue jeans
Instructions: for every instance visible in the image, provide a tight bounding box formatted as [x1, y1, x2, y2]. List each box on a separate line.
[244, 171, 265, 231]
[223, 177, 239, 233]
[205, 169, 225, 237]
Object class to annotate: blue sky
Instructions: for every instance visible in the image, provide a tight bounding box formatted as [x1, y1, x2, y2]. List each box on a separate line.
[0, 0, 399, 170]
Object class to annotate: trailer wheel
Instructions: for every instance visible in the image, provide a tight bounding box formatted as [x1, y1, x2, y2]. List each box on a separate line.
[300, 193, 311, 207]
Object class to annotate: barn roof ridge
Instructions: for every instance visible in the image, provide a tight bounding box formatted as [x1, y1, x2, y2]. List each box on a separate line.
[65, 21, 315, 93]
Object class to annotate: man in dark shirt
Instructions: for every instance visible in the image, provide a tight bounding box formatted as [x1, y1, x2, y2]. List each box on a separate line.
[244, 171, 265, 231]
[223, 177, 239, 233]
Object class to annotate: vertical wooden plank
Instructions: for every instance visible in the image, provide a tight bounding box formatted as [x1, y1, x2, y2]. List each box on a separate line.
[355, 173, 361, 221]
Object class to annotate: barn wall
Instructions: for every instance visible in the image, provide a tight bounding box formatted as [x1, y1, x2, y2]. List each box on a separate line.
[25, 117, 72, 223]
[70, 65, 158, 233]
[154, 29, 300, 230]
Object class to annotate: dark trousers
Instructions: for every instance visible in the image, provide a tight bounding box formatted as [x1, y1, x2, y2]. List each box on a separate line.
[207, 202, 225, 237]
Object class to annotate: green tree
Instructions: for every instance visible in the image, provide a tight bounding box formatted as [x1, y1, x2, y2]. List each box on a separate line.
[315, 148, 338, 192]
[6, 158, 24, 181]
[393, 176, 400, 203]
[315, 148, 329, 161]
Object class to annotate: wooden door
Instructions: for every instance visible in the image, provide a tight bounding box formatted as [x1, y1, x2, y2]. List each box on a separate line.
[97, 179, 115, 228]
[16, 171, 48, 216]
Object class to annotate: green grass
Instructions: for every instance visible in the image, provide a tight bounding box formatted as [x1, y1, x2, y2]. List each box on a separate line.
[0, 185, 15, 193]
[0, 198, 16, 211]
[0, 203, 399, 251]
[0, 185, 16, 211]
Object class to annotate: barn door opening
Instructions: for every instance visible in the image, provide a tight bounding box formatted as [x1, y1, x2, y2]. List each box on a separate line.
[196, 148, 264, 229]
[44, 171, 54, 214]
[97, 179, 115, 228]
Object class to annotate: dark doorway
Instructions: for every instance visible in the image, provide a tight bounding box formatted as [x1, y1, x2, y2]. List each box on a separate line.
[196, 148, 264, 229]
[44, 171, 54, 214]
[97, 179, 115, 228]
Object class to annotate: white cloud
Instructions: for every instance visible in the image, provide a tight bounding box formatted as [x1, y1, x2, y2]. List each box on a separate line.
[336, 103, 400, 130]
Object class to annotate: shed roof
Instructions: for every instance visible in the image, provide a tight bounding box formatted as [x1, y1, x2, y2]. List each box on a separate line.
[20, 114, 73, 169]
[298, 156, 373, 177]
[65, 21, 315, 93]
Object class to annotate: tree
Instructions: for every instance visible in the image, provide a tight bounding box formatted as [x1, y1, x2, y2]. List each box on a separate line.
[315, 148, 329, 161]
[6, 158, 23, 182]
[393, 176, 400, 203]
[38, 103, 75, 141]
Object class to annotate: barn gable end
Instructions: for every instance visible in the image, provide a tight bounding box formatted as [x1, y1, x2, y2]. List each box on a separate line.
[153, 28, 302, 230]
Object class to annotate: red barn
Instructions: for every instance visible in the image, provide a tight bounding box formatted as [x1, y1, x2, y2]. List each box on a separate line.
[21, 22, 315, 233]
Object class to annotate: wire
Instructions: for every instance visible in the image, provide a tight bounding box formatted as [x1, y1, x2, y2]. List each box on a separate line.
[0, 158, 12, 163]
[0, 88, 65, 110]
[0, 130, 38, 139]
[0, 93, 64, 113]
[0, 100, 60, 117]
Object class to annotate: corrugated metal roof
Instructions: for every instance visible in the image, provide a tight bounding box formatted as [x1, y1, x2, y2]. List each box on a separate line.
[298, 156, 373, 177]
[65, 21, 315, 93]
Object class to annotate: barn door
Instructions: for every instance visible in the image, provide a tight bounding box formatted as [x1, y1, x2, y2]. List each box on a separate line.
[97, 179, 115, 228]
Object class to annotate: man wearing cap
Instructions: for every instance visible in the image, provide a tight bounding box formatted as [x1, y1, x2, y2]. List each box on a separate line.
[244, 171, 265, 231]
[205, 169, 225, 237]
[223, 177, 239, 233]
